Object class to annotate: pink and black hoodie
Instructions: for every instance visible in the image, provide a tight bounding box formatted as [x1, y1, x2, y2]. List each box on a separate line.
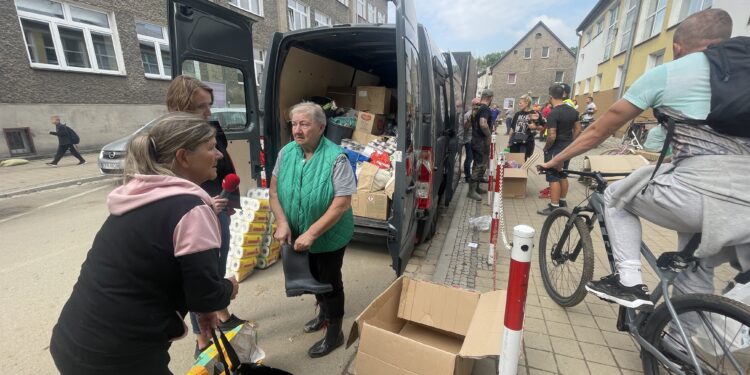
[51, 174, 233, 362]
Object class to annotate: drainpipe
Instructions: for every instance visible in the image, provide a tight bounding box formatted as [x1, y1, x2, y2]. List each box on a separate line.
[616, 0, 643, 99]
[571, 30, 582, 99]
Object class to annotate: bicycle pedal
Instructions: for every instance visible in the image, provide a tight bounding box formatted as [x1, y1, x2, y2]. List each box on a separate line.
[656, 252, 698, 271]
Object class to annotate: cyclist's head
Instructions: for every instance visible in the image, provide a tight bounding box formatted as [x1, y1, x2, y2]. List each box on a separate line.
[673, 8, 732, 59]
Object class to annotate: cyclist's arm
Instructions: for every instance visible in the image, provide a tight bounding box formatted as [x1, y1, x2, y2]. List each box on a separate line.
[544, 100, 643, 168]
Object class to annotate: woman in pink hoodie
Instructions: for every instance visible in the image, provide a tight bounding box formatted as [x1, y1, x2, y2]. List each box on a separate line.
[50, 112, 239, 374]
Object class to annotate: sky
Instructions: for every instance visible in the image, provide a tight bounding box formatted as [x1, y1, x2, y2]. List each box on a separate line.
[388, 0, 599, 58]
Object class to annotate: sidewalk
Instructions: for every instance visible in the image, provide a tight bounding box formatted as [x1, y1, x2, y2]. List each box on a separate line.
[0, 152, 115, 198]
[397, 132, 737, 374]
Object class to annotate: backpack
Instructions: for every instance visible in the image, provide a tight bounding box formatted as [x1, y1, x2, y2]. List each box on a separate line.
[66, 125, 80, 145]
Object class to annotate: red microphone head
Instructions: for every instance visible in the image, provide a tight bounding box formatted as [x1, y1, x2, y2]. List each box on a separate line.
[221, 173, 240, 192]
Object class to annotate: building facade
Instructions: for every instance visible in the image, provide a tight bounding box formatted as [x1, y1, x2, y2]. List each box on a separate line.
[479, 22, 576, 111]
[0, 0, 387, 158]
[573, 0, 750, 122]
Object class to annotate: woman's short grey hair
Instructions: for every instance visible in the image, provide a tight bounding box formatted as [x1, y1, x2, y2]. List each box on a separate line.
[123, 112, 215, 183]
[288, 102, 326, 128]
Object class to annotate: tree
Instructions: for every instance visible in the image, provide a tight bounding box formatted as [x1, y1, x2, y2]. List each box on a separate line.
[477, 51, 505, 72]
[569, 46, 578, 56]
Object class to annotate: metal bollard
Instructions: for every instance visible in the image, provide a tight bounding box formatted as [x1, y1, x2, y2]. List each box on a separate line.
[498, 225, 535, 375]
[488, 133, 496, 203]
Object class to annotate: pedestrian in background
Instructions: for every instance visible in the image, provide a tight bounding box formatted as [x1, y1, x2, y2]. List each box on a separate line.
[269, 102, 355, 358]
[467, 90, 493, 201]
[462, 98, 479, 182]
[490, 104, 500, 132]
[47, 115, 85, 166]
[504, 105, 515, 135]
[165, 75, 245, 358]
[50, 113, 238, 374]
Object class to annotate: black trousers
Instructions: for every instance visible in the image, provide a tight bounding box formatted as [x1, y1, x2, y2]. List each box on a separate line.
[51, 144, 85, 164]
[309, 247, 346, 320]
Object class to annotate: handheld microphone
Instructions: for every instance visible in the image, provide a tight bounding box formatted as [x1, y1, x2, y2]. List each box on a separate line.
[219, 173, 240, 199]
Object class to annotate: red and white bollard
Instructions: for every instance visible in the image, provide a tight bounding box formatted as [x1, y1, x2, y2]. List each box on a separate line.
[488, 133, 496, 203]
[487, 152, 504, 267]
[498, 225, 535, 375]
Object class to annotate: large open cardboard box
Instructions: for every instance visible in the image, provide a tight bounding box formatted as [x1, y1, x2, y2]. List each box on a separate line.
[502, 153, 528, 198]
[583, 154, 649, 181]
[347, 277, 506, 375]
[355, 86, 391, 114]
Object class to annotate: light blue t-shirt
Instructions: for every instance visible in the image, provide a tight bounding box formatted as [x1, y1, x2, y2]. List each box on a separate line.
[624, 52, 750, 161]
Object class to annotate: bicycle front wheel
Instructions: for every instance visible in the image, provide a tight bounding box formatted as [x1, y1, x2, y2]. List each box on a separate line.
[641, 293, 750, 375]
[538, 208, 594, 307]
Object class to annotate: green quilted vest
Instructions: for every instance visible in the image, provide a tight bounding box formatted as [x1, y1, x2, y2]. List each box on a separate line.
[277, 137, 354, 253]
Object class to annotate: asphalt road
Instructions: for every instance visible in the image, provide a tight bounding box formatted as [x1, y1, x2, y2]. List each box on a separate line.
[0, 180, 396, 374]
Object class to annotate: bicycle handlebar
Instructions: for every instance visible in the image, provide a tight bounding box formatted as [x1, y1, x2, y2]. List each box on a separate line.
[537, 167, 630, 192]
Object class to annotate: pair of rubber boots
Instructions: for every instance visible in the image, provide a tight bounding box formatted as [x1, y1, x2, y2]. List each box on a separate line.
[466, 181, 487, 201]
[304, 305, 344, 358]
[281, 243, 333, 297]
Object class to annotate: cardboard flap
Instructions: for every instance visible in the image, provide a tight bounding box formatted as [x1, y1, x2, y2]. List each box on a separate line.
[397, 278, 480, 336]
[347, 276, 404, 348]
[503, 168, 527, 179]
[583, 155, 649, 180]
[459, 290, 507, 358]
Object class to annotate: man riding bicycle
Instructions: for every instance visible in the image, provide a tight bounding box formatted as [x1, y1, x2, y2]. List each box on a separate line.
[539, 8, 750, 309]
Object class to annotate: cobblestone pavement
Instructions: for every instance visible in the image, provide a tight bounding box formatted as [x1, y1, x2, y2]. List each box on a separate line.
[398, 132, 738, 375]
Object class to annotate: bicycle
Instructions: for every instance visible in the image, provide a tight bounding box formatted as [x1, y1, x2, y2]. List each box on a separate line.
[537, 168, 750, 374]
[600, 121, 653, 155]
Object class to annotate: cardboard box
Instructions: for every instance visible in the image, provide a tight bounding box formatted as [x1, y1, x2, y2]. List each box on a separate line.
[327, 86, 356, 108]
[504, 152, 526, 166]
[583, 155, 649, 181]
[355, 112, 386, 135]
[351, 191, 389, 220]
[356, 162, 391, 192]
[347, 277, 506, 375]
[355, 86, 391, 114]
[502, 168, 528, 198]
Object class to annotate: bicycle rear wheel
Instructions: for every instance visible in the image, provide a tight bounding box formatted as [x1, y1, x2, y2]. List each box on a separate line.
[641, 293, 750, 375]
[538, 209, 594, 307]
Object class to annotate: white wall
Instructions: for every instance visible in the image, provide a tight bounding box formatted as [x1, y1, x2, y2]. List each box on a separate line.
[574, 30, 606, 94]
[715, 0, 750, 37]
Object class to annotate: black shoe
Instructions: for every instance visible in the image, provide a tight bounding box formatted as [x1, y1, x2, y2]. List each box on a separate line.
[585, 274, 654, 309]
[304, 308, 328, 333]
[537, 204, 558, 216]
[218, 314, 246, 331]
[308, 319, 344, 359]
[559, 200, 568, 208]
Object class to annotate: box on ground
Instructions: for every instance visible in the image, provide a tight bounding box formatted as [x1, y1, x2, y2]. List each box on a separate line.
[347, 276, 506, 375]
[583, 154, 649, 181]
[352, 191, 389, 220]
[327, 86, 356, 108]
[355, 86, 391, 114]
[502, 153, 528, 198]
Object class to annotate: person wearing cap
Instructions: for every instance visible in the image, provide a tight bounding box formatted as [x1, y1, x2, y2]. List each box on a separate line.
[537, 84, 581, 215]
[467, 89, 494, 200]
[559, 83, 577, 110]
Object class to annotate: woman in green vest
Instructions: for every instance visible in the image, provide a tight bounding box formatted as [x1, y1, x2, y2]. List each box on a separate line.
[269, 102, 356, 358]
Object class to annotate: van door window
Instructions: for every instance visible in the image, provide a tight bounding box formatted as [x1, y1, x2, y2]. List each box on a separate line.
[405, 44, 420, 176]
[181, 60, 248, 132]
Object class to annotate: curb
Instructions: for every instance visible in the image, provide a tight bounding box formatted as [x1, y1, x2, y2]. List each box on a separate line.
[0, 174, 118, 198]
[432, 182, 468, 284]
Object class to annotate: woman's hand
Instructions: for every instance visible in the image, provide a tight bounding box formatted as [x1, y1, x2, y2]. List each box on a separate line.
[294, 231, 317, 252]
[227, 276, 239, 300]
[274, 221, 293, 245]
[211, 196, 228, 214]
[196, 312, 220, 341]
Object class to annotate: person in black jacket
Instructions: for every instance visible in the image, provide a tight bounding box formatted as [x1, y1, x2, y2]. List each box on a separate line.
[47, 115, 86, 166]
[166, 75, 245, 357]
[50, 112, 239, 374]
[509, 95, 543, 160]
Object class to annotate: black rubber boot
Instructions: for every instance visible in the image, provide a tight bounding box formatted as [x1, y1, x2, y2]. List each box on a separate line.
[308, 318, 344, 358]
[475, 182, 487, 194]
[467, 182, 482, 201]
[304, 303, 328, 333]
[281, 244, 333, 297]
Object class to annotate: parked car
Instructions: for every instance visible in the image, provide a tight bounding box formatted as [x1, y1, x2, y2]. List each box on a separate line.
[97, 109, 247, 174]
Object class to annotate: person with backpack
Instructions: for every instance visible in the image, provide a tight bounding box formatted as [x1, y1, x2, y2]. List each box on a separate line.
[539, 8, 750, 309]
[47, 115, 86, 166]
[467, 90, 494, 201]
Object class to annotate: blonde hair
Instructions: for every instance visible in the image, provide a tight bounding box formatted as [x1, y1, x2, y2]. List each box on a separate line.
[288, 101, 327, 127]
[519, 94, 533, 110]
[165, 75, 214, 113]
[123, 112, 215, 183]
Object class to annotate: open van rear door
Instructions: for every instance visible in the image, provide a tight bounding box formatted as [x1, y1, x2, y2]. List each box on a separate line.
[390, 0, 421, 275]
[168, 0, 262, 193]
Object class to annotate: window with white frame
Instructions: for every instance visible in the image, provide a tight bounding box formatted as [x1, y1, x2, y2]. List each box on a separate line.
[287, 0, 309, 31]
[376, 11, 385, 24]
[594, 74, 602, 92]
[619, 0, 639, 53]
[366, 3, 376, 23]
[15, 0, 123, 74]
[584, 78, 591, 93]
[356, 0, 365, 20]
[314, 11, 331, 27]
[337, 0, 349, 6]
[507, 73, 516, 84]
[641, 0, 667, 41]
[575, 82, 581, 96]
[677, 0, 712, 23]
[253, 48, 265, 86]
[523, 48, 531, 59]
[136, 21, 171, 79]
[614, 65, 624, 88]
[554, 71, 564, 83]
[647, 49, 665, 70]
[595, 18, 604, 35]
[541, 46, 550, 58]
[230, 0, 262, 16]
[585, 30, 592, 44]
[603, 5, 618, 60]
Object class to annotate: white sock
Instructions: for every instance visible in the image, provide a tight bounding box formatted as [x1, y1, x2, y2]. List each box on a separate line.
[617, 260, 644, 287]
[551, 203, 559, 207]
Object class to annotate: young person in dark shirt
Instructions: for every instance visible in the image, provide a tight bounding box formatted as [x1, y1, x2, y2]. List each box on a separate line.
[538, 84, 581, 215]
[50, 113, 239, 374]
[509, 94, 543, 160]
[467, 89, 494, 201]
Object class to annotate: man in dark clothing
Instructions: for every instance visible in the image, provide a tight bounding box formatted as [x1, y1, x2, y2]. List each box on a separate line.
[468, 89, 493, 201]
[47, 115, 85, 166]
[538, 84, 581, 215]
